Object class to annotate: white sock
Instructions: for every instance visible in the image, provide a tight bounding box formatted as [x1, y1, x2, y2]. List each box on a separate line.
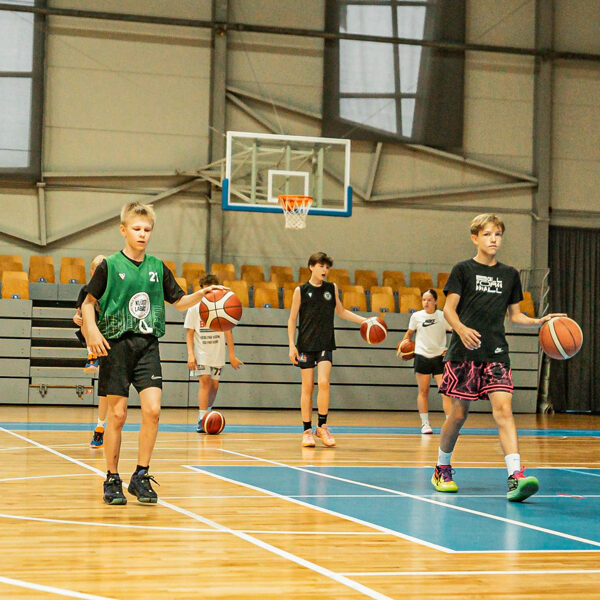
[97, 418, 105, 428]
[419, 413, 429, 426]
[438, 448, 453, 466]
[505, 453, 521, 475]
[198, 409, 208, 422]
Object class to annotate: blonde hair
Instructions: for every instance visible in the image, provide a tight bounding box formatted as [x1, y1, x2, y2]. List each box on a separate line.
[120, 202, 155, 226]
[470, 213, 505, 235]
[91, 254, 105, 271]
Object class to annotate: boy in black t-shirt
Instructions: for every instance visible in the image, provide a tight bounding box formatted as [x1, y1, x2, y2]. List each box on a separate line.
[288, 252, 368, 448]
[432, 214, 565, 502]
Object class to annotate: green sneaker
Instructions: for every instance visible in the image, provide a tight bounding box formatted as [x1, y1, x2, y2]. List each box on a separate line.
[431, 465, 458, 493]
[507, 467, 539, 502]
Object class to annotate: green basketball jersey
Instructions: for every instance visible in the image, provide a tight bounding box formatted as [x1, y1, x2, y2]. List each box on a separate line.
[97, 252, 166, 339]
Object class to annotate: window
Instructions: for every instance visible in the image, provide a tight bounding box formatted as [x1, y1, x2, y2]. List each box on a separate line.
[0, 0, 45, 179]
[323, 0, 465, 150]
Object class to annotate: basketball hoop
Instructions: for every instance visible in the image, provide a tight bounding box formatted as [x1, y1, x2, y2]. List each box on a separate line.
[278, 195, 313, 230]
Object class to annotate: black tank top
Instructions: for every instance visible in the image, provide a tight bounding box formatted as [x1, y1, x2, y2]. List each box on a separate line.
[296, 281, 337, 352]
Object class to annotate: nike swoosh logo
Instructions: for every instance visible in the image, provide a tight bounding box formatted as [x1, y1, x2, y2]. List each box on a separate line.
[150, 375, 162, 380]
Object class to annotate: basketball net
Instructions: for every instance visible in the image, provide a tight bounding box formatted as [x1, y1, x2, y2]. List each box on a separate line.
[278, 195, 313, 230]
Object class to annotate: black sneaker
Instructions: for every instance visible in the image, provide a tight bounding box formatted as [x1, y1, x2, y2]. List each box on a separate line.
[103, 473, 127, 505]
[128, 469, 159, 503]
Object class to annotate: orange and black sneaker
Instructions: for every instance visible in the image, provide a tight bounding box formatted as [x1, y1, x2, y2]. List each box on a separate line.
[431, 465, 458, 493]
[507, 467, 539, 502]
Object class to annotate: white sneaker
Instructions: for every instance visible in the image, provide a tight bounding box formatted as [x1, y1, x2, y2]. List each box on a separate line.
[421, 423, 433, 435]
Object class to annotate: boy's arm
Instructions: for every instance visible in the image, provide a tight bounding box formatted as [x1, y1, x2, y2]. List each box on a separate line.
[287, 287, 301, 364]
[172, 285, 228, 312]
[402, 329, 415, 342]
[334, 283, 367, 324]
[81, 294, 110, 355]
[224, 330, 243, 369]
[443, 292, 481, 350]
[507, 304, 566, 327]
[185, 328, 197, 371]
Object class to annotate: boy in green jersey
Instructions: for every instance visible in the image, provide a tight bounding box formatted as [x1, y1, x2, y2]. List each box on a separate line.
[82, 202, 225, 505]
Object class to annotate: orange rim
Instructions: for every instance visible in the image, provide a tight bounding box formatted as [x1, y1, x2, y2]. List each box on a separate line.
[278, 195, 313, 209]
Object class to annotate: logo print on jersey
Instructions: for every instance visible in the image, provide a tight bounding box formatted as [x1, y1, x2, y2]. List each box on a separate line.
[422, 318, 436, 328]
[128, 292, 151, 319]
[475, 274, 502, 294]
[118, 273, 126, 280]
[307, 292, 313, 298]
[323, 291, 332, 301]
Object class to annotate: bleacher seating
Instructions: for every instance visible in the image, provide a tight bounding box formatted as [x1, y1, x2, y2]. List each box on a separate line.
[60, 263, 86, 284]
[182, 262, 205, 286]
[410, 271, 434, 292]
[223, 279, 250, 307]
[269, 266, 294, 286]
[211, 263, 235, 282]
[298, 267, 310, 282]
[354, 269, 378, 290]
[382, 270, 406, 288]
[241, 265, 265, 284]
[520, 291, 535, 317]
[342, 290, 366, 312]
[163, 260, 177, 278]
[28, 256, 55, 283]
[340, 284, 365, 297]
[370, 285, 394, 296]
[437, 272, 450, 289]
[400, 293, 421, 314]
[1, 271, 29, 299]
[175, 277, 188, 294]
[434, 288, 446, 310]
[254, 286, 279, 308]
[327, 269, 351, 286]
[371, 292, 395, 314]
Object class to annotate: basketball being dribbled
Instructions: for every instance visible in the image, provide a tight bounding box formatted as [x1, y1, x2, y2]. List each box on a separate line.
[539, 316, 583, 360]
[397, 339, 415, 361]
[360, 316, 388, 345]
[199, 289, 242, 332]
[202, 410, 226, 435]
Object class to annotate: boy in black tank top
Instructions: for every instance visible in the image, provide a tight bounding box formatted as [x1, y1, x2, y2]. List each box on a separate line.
[288, 252, 368, 448]
[431, 214, 565, 502]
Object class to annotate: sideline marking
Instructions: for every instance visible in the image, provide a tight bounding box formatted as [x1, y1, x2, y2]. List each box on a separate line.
[0, 575, 119, 600]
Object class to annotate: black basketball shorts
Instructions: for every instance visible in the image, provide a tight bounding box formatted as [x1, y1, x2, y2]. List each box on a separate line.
[413, 354, 444, 376]
[98, 333, 163, 397]
[296, 350, 333, 369]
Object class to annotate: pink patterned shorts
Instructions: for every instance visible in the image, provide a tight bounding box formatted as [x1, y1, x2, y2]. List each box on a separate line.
[439, 361, 513, 401]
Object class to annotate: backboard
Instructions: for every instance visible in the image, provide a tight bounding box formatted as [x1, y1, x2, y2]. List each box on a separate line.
[223, 131, 352, 217]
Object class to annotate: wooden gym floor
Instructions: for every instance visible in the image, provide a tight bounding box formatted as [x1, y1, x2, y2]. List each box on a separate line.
[0, 406, 599, 599]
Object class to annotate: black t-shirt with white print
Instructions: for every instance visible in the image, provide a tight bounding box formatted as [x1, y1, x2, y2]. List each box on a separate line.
[443, 259, 523, 365]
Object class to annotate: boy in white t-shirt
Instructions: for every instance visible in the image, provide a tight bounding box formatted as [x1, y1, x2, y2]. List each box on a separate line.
[401, 289, 451, 434]
[184, 274, 243, 432]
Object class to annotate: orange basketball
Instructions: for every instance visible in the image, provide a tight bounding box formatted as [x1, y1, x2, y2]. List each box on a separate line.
[360, 317, 388, 345]
[397, 339, 415, 360]
[539, 317, 583, 360]
[202, 410, 226, 435]
[199, 289, 242, 332]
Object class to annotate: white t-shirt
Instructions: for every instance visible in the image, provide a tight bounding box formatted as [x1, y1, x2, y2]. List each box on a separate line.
[184, 306, 226, 367]
[408, 309, 450, 359]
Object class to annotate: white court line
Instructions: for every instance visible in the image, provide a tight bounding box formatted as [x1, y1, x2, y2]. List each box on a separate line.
[0, 426, 395, 600]
[217, 448, 600, 551]
[0, 473, 94, 483]
[187, 465, 453, 553]
[340, 569, 600, 577]
[558, 468, 600, 478]
[0, 575, 119, 600]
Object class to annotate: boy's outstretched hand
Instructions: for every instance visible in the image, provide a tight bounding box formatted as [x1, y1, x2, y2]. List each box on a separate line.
[230, 356, 244, 370]
[85, 330, 111, 356]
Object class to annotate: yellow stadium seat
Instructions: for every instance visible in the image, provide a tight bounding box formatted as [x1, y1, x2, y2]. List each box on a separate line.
[382, 270, 406, 288]
[410, 271, 434, 292]
[182, 262, 205, 286]
[270, 266, 294, 286]
[283, 287, 295, 309]
[29, 256, 55, 283]
[241, 265, 265, 285]
[298, 267, 311, 282]
[520, 291, 535, 317]
[437, 272, 450, 289]
[0, 254, 23, 271]
[340, 284, 365, 296]
[0, 259, 23, 279]
[371, 292, 395, 314]
[398, 286, 422, 298]
[2, 271, 29, 299]
[60, 263, 86, 284]
[355, 270, 378, 290]
[223, 279, 250, 307]
[400, 293, 422, 314]
[371, 285, 394, 296]
[434, 288, 446, 310]
[211, 263, 235, 280]
[253, 286, 279, 308]
[341, 290, 366, 312]
[163, 261, 177, 278]
[327, 269, 351, 286]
